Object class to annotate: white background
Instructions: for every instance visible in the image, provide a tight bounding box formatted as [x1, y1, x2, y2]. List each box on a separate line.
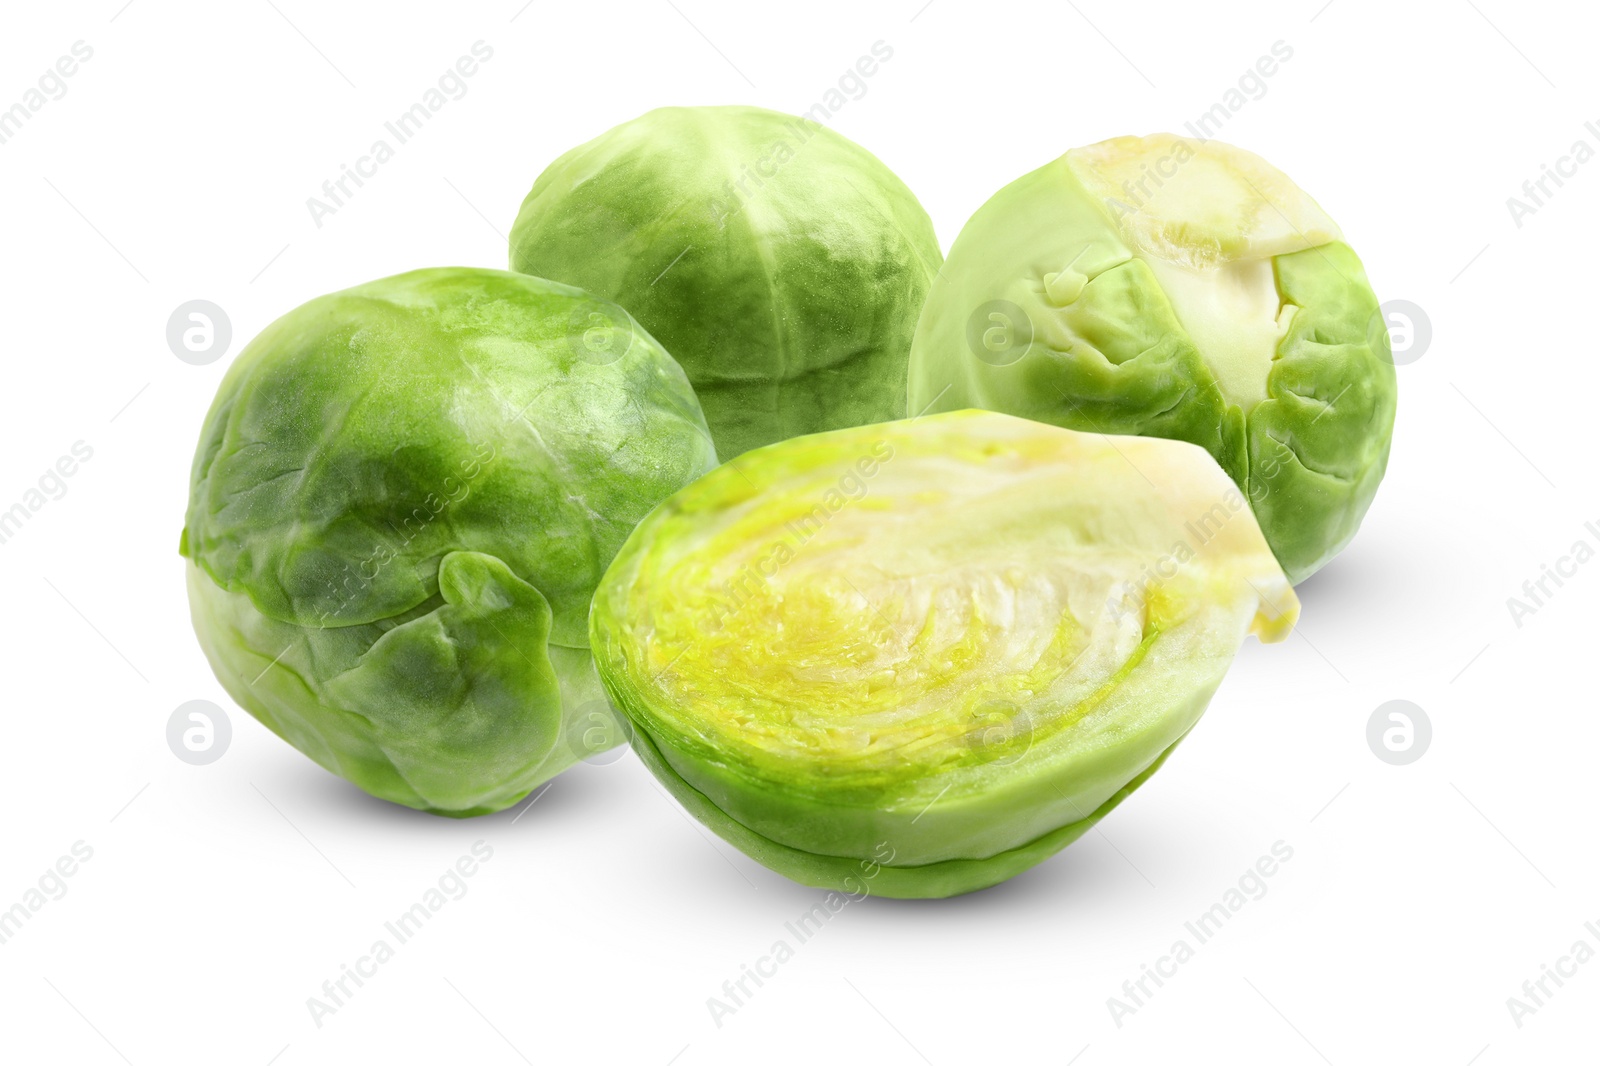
[0, 1, 1593, 1063]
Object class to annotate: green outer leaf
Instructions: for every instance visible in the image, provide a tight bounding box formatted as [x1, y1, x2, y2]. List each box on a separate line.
[508, 105, 942, 458]
[181, 267, 717, 814]
[1248, 244, 1397, 579]
[182, 267, 717, 647]
[908, 160, 1246, 482]
[188, 556, 607, 815]
[625, 710, 1189, 899]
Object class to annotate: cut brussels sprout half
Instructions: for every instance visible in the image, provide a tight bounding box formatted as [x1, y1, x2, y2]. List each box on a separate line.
[908, 135, 1397, 583]
[181, 267, 717, 816]
[591, 410, 1298, 897]
[509, 105, 942, 459]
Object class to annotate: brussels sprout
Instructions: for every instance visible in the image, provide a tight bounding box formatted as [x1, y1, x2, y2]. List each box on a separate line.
[908, 135, 1397, 583]
[591, 409, 1298, 897]
[508, 105, 942, 459]
[181, 267, 717, 816]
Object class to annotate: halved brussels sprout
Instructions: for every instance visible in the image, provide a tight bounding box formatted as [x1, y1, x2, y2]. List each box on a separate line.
[181, 267, 717, 816]
[591, 409, 1297, 897]
[508, 105, 942, 459]
[908, 135, 1397, 583]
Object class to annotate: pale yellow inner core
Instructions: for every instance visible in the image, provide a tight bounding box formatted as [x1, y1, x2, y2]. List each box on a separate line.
[635, 441, 1204, 774]
[1065, 134, 1342, 412]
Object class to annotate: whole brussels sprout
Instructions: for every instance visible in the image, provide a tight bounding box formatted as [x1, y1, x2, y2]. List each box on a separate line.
[591, 410, 1298, 898]
[181, 267, 717, 816]
[508, 105, 942, 459]
[908, 135, 1397, 583]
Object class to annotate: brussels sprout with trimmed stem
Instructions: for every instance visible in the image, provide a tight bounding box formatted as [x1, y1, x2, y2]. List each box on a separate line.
[908, 135, 1397, 583]
[509, 105, 942, 459]
[181, 267, 717, 816]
